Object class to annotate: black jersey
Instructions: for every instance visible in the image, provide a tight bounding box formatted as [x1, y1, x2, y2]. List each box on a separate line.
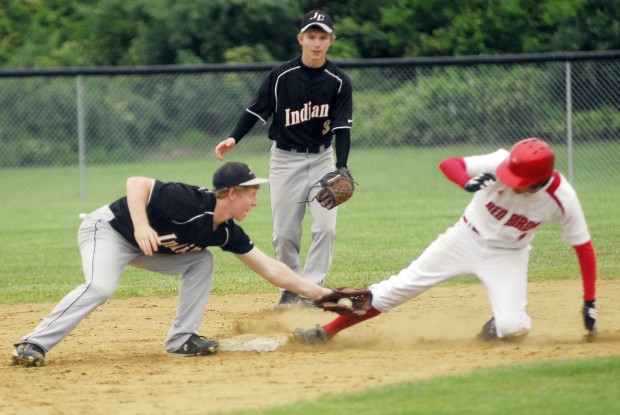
[246, 57, 353, 149]
[108, 180, 254, 255]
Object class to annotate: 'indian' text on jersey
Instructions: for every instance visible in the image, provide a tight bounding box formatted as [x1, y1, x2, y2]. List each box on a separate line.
[284, 101, 330, 127]
[245, 58, 353, 149]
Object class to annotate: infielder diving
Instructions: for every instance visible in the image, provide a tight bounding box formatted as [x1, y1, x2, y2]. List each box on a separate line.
[294, 138, 598, 343]
[12, 162, 335, 367]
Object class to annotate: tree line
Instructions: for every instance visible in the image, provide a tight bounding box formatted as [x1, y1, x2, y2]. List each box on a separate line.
[1, 0, 619, 68]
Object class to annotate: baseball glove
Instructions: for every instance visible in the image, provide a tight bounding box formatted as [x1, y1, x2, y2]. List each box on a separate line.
[314, 288, 372, 316]
[315, 168, 355, 210]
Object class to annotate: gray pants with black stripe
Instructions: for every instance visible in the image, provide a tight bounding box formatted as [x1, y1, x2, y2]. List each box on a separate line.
[269, 143, 337, 288]
[18, 206, 214, 353]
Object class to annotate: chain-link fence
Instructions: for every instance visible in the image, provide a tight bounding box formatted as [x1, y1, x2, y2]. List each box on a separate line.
[1, 51, 619, 206]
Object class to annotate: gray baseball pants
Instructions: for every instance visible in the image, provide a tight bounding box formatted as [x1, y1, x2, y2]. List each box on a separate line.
[19, 206, 214, 353]
[269, 143, 337, 287]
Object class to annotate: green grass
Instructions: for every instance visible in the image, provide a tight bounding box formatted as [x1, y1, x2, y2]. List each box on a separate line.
[221, 356, 620, 415]
[0, 144, 618, 303]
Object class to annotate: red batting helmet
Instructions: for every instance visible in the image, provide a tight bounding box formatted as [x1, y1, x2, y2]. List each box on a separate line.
[496, 138, 555, 188]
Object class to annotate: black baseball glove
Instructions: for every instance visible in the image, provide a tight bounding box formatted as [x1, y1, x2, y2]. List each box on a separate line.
[583, 299, 597, 332]
[314, 288, 372, 316]
[465, 172, 497, 192]
[315, 167, 355, 210]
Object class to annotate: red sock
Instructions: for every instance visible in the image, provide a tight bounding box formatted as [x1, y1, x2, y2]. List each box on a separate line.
[322, 307, 381, 338]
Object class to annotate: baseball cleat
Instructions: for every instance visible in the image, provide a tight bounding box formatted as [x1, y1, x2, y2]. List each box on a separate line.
[12, 342, 46, 367]
[168, 334, 219, 356]
[274, 290, 300, 311]
[478, 317, 498, 342]
[274, 290, 317, 311]
[293, 324, 330, 345]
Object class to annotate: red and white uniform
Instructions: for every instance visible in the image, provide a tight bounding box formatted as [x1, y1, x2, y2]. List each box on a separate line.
[369, 149, 596, 338]
[462, 149, 590, 249]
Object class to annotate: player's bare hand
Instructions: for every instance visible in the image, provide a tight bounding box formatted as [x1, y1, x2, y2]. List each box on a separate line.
[134, 225, 160, 256]
[215, 137, 236, 160]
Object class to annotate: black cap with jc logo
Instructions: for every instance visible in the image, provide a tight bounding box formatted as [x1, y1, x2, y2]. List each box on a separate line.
[300, 10, 334, 34]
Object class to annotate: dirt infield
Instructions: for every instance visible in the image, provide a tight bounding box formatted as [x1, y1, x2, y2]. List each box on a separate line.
[2, 279, 619, 415]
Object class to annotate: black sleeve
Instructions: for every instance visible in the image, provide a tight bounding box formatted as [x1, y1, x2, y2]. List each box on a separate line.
[246, 72, 274, 124]
[330, 69, 353, 130]
[334, 129, 351, 169]
[230, 111, 260, 143]
[220, 222, 255, 254]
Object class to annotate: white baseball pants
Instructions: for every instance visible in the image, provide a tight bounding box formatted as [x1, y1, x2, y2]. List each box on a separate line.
[370, 218, 533, 338]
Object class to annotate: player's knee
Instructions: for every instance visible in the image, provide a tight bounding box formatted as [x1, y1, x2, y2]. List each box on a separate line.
[180, 250, 214, 278]
[273, 231, 302, 249]
[311, 224, 336, 242]
[86, 283, 116, 303]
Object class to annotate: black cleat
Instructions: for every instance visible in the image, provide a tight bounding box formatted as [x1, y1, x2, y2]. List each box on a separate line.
[168, 334, 219, 356]
[478, 317, 498, 342]
[12, 342, 46, 367]
[293, 324, 330, 345]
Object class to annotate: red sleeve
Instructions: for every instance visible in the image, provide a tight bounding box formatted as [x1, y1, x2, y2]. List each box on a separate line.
[574, 240, 597, 301]
[438, 157, 471, 188]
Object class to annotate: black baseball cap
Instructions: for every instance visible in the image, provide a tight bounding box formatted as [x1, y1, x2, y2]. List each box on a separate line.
[212, 162, 268, 190]
[300, 10, 334, 34]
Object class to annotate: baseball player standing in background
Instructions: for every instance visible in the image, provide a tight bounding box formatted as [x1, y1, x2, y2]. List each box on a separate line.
[295, 138, 598, 343]
[214, 10, 354, 310]
[12, 162, 335, 367]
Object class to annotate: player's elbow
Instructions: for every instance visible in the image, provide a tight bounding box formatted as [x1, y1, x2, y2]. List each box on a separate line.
[438, 157, 464, 173]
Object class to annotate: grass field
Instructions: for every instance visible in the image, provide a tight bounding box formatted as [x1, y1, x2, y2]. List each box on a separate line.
[1, 145, 618, 414]
[1, 145, 617, 303]
[225, 355, 620, 415]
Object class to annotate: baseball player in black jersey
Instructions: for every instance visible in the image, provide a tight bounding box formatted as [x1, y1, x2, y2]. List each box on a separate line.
[215, 10, 354, 309]
[12, 162, 334, 367]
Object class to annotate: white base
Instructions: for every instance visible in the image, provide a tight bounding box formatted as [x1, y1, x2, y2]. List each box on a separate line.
[219, 334, 289, 352]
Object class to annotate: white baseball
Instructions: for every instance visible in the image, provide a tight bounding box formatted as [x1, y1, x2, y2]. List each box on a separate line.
[337, 297, 353, 307]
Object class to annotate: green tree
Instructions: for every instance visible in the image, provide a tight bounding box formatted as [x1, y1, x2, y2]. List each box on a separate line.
[537, 0, 620, 52]
[1, 0, 620, 68]
[0, 0, 31, 66]
[2, 0, 97, 67]
[115, 0, 303, 65]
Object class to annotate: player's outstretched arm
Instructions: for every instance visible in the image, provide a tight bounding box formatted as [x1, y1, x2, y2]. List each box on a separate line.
[235, 248, 332, 300]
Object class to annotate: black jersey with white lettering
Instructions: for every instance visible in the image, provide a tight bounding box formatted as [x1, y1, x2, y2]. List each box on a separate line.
[246, 57, 353, 149]
[108, 180, 254, 255]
